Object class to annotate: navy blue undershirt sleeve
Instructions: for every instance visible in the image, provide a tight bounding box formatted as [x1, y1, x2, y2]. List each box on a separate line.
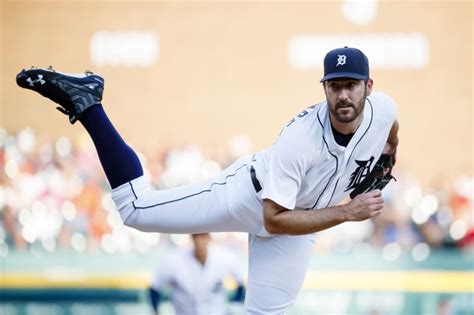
[231, 284, 245, 302]
[148, 287, 162, 312]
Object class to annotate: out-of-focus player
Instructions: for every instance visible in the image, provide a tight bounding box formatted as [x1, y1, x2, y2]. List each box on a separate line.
[148, 233, 245, 315]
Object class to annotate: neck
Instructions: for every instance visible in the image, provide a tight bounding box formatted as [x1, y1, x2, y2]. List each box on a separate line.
[329, 113, 364, 135]
[194, 248, 207, 266]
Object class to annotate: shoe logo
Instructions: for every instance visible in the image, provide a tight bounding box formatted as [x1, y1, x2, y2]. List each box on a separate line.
[27, 75, 46, 87]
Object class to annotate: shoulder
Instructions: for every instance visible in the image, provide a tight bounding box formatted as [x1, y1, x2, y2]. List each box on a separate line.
[208, 246, 238, 266]
[209, 245, 232, 261]
[151, 249, 186, 284]
[279, 103, 324, 147]
[163, 248, 190, 266]
[287, 102, 323, 127]
[366, 91, 397, 121]
[269, 104, 324, 168]
[208, 246, 243, 276]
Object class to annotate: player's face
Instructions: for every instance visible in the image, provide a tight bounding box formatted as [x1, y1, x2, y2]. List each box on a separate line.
[324, 79, 372, 123]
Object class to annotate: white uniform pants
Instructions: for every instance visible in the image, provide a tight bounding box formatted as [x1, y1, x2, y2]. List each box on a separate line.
[112, 155, 315, 314]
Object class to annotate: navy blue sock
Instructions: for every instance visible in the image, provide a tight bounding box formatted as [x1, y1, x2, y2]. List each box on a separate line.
[79, 105, 143, 189]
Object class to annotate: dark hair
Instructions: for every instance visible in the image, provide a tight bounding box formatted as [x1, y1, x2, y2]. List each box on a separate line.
[322, 78, 369, 87]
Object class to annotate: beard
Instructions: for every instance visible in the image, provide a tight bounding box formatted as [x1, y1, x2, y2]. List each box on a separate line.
[329, 91, 366, 123]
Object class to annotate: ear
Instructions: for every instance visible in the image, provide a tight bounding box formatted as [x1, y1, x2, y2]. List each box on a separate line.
[322, 82, 328, 97]
[365, 79, 374, 96]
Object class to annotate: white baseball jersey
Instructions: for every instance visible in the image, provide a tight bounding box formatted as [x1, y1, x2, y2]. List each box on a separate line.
[150, 246, 244, 315]
[256, 91, 397, 212]
[112, 91, 397, 314]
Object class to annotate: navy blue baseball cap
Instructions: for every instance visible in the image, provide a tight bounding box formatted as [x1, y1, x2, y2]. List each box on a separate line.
[320, 46, 370, 82]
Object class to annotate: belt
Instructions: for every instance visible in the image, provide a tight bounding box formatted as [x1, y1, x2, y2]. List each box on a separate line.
[250, 165, 262, 193]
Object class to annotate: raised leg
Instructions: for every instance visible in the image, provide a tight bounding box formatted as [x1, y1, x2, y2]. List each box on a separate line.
[16, 67, 143, 188]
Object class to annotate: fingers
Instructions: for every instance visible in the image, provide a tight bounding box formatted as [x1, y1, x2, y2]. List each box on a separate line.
[365, 190, 385, 216]
[369, 191, 384, 211]
[360, 190, 384, 203]
[347, 190, 386, 221]
[370, 210, 382, 217]
[372, 196, 384, 205]
[367, 189, 382, 197]
[369, 203, 384, 211]
[369, 192, 384, 216]
[353, 190, 384, 206]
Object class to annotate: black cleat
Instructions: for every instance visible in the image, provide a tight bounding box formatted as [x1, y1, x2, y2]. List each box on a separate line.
[16, 67, 104, 124]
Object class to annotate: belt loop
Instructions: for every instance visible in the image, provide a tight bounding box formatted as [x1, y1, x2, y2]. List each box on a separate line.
[250, 165, 262, 193]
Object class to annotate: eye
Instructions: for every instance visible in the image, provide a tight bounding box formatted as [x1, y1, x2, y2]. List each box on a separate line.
[329, 82, 340, 90]
[347, 82, 357, 89]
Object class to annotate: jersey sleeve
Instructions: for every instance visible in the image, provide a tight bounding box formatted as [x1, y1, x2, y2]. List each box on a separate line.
[261, 121, 314, 210]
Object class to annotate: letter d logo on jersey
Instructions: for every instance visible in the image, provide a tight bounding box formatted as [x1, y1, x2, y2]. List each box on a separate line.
[345, 156, 374, 191]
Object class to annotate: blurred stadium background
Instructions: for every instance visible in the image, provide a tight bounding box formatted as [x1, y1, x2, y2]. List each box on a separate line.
[1, 1, 473, 314]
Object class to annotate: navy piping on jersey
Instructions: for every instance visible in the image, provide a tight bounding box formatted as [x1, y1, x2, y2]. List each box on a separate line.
[129, 163, 248, 210]
[117, 182, 138, 217]
[309, 108, 339, 210]
[121, 182, 139, 224]
[326, 98, 374, 206]
[326, 178, 341, 208]
[129, 181, 138, 199]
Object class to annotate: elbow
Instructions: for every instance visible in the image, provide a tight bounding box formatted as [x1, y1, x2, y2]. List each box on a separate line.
[263, 199, 290, 235]
[264, 218, 281, 235]
[263, 210, 285, 235]
[388, 120, 399, 147]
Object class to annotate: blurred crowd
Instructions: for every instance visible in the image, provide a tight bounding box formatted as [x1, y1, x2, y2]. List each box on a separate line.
[1, 128, 473, 261]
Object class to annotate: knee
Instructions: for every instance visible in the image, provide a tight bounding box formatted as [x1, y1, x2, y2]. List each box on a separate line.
[116, 202, 139, 228]
[111, 177, 152, 230]
[123, 217, 147, 232]
[110, 191, 141, 230]
[118, 207, 148, 232]
[116, 201, 156, 233]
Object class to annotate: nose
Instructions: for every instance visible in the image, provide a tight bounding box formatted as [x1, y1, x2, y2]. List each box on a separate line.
[338, 88, 349, 101]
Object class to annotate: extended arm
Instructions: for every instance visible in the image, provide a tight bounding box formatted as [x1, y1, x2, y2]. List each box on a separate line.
[384, 119, 399, 154]
[230, 284, 245, 302]
[148, 287, 163, 315]
[263, 190, 383, 235]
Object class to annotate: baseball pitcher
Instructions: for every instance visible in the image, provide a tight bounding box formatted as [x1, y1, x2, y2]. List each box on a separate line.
[17, 46, 399, 314]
